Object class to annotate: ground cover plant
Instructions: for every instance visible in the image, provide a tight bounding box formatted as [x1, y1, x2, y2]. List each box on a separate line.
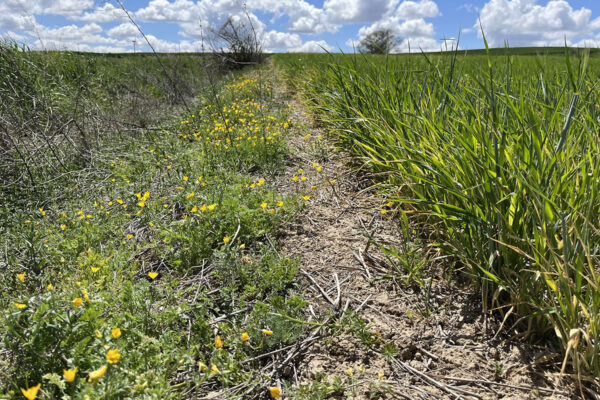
[275, 47, 600, 389]
[0, 46, 313, 398]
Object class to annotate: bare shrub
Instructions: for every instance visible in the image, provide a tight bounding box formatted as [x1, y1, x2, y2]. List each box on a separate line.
[210, 15, 264, 70]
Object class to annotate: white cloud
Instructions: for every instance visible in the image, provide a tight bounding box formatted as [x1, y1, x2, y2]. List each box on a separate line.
[107, 23, 140, 40]
[0, 0, 93, 19]
[79, 4, 128, 23]
[290, 39, 332, 52]
[324, 0, 398, 24]
[345, 38, 359, 49]
[0, 13, 36, 31]
[0, 0, 449, 53]
[573, 38, 599, 48]
[136, 0, 198, 23]
[459, 3, 480, 14]
[1, 30, 30, 42]
[395, 0, 440, 19]
[358, 17, 434, 38]
[36, 0, 94, 17]
[477, 0, 600, 47]
[249, 0, 336, 33]
[30, 23, 133, 51]
[263, 30, 302, 51]
[396, 36, 440, 52]
[38, 22, 103, 41]
[142, 34, 201, 52]
[262, 30, 332, 52]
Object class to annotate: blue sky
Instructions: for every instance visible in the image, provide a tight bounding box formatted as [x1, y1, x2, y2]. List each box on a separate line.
[1, 0, 600, 52]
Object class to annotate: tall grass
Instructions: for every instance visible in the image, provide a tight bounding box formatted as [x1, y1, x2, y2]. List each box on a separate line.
[277, 50, 600, 384]
[0, 40, 209, 194]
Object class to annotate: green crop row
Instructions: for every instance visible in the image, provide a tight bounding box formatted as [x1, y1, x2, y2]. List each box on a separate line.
[275, 48, 600, 386]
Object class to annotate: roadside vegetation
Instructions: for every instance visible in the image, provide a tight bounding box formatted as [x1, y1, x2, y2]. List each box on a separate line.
[276, 47, 600, 390]
[0, 40, 313, 399]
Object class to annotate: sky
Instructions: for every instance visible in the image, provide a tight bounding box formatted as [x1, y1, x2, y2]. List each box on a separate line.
[1, 0, 600, 53]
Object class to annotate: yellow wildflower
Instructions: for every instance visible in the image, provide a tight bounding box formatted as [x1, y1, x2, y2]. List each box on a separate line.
[111, 327, 122, 338]
[126, 234, 133, 240]
[239, 243, 246, 249]
[91, 267, 100, 273]
[186, 192, 195, 199]
[302, 195, 311, 201]
[260, 202, 268, 209]
[15, 303, 26, 309]
[241, 332, 250, 342]
[88, 365, 107, 383]
[269, 387, 282, 398]
[257, 178, 265, 186]
[191, 205, 198, 213]
[291, 176, 298, 182]
[183, 176, 189, 181]
[277, 201, 284, 207]
[208, 204, 216, 211]
[223, 236, 231, 244]
[73, 298, 83, 307]
[148, 272, 158, 280]
[198, 361, 208, 372]
[47, 284, 54, 291]
[211, 364, 220, 374]
[63, 367, 78, 382]
[381, 209, 387, 215]
[262, 329, 273, 336]
[215, 335, 223, 348]
[106, 348, 121, 364]
[60, 224, 67, 230]
[20, 384, 40, 400]
[346, 367, 353, 376]
[17, 273, 25, 282]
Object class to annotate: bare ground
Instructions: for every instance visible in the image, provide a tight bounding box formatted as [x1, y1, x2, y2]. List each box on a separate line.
[273, 74, 578, 399]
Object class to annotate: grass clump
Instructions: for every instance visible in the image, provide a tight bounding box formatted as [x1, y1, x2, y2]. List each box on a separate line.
[276, 48, 600, 386]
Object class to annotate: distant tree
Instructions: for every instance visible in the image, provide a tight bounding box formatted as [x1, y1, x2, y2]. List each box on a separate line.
[359, 29, 398, 54]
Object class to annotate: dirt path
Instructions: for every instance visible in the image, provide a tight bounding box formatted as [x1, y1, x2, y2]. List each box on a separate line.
[273, 72, 575, 399]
